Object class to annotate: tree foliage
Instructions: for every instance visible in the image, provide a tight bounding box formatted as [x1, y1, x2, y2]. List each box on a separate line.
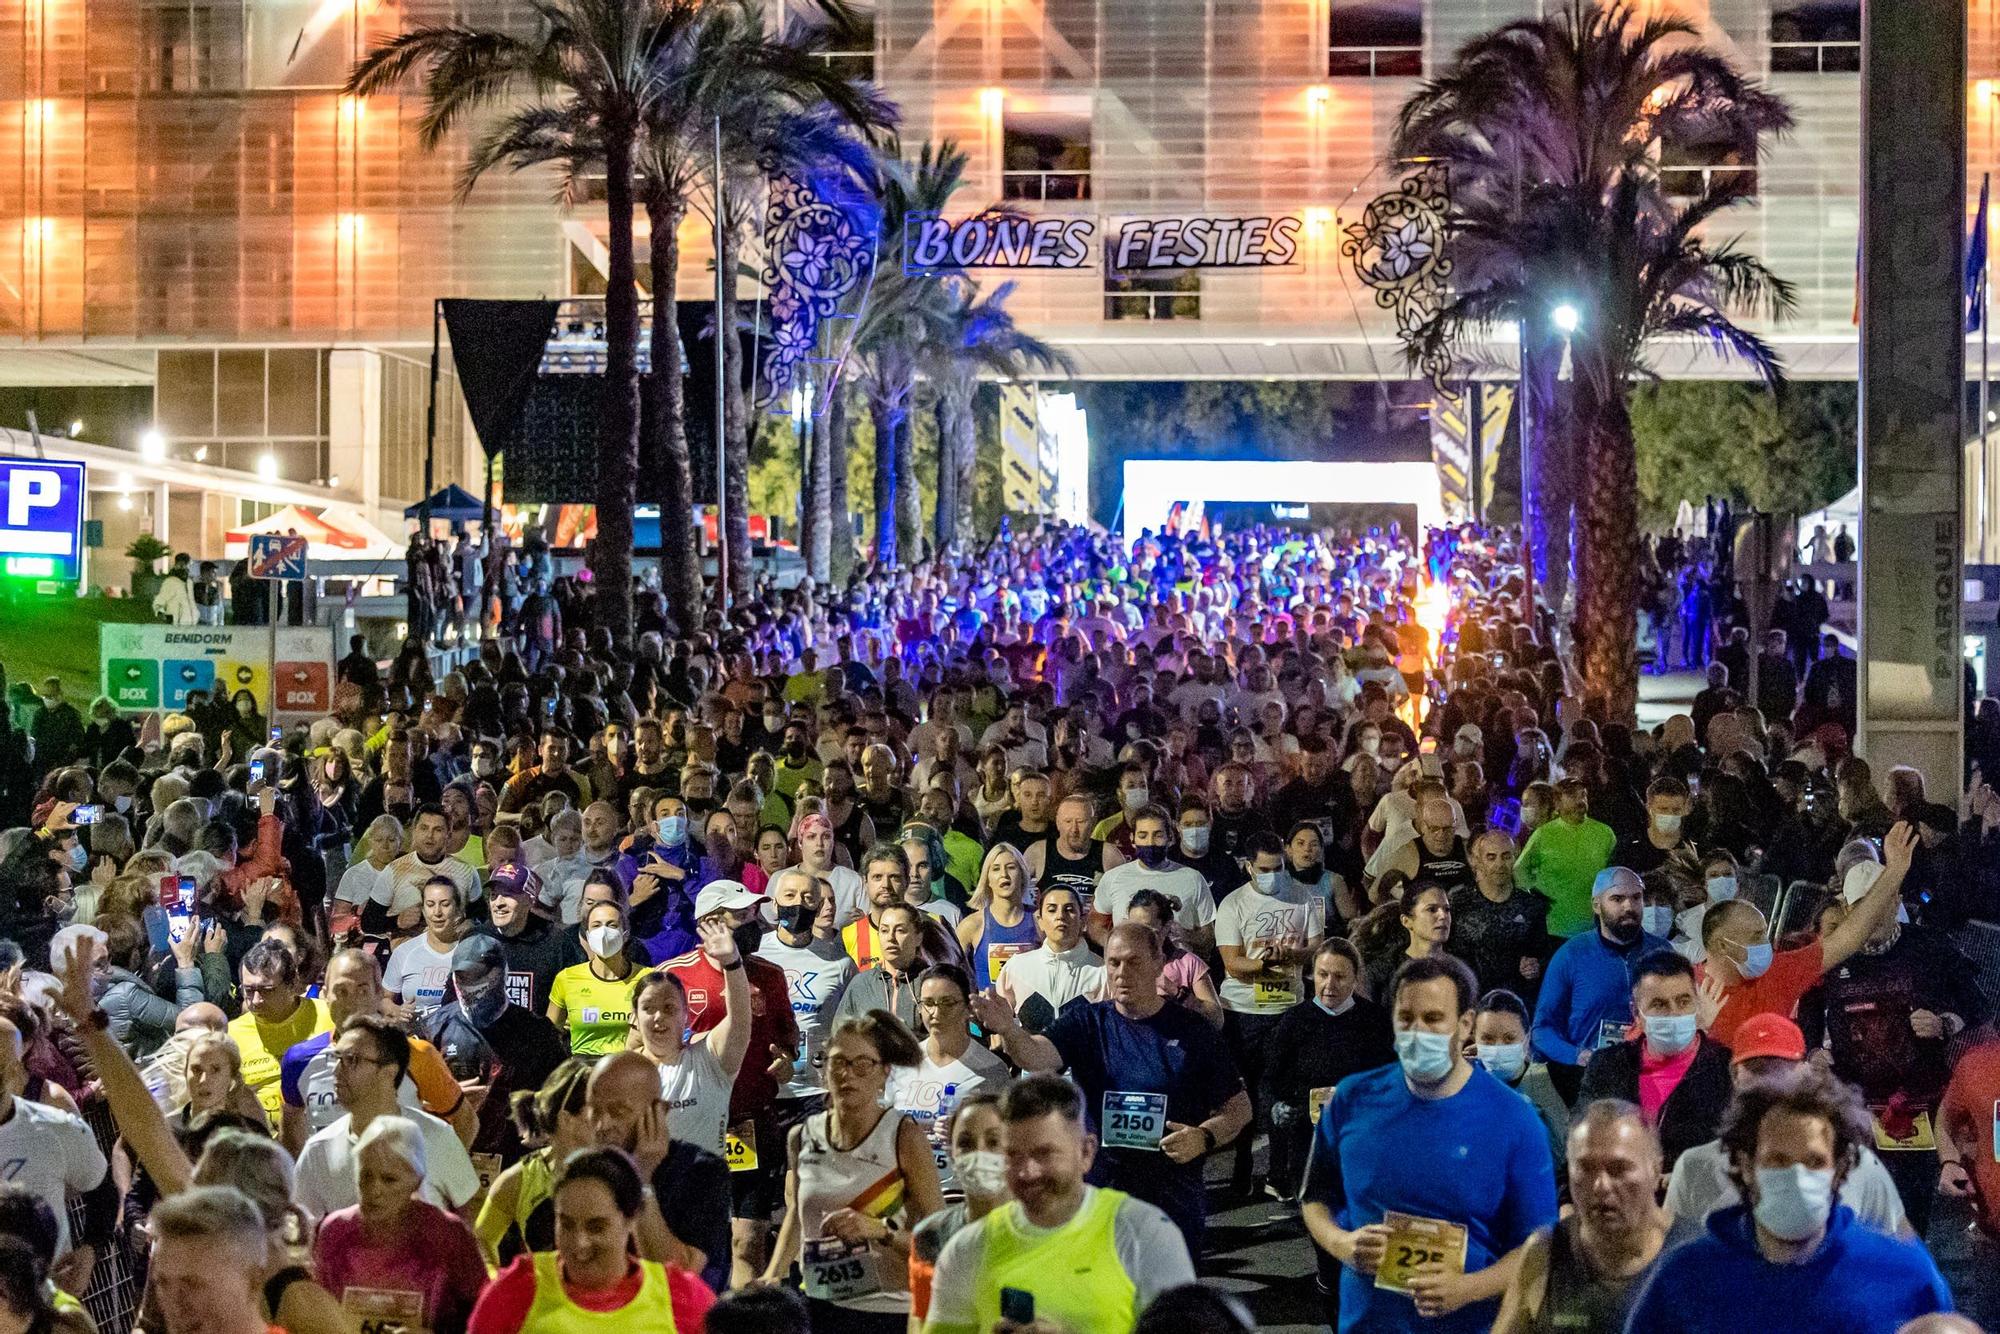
[1631, 380, 1855, 525]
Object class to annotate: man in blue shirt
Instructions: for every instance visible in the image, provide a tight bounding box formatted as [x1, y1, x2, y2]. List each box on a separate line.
[972, 922, 1252, 1256]
[1625, 1062, 1951, 1334]
[1302, 953, 1558, 1333]
[1531, 866, 1668, 1103]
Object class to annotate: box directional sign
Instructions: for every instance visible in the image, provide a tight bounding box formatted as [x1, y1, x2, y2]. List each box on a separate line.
[0, 459, 86, 581]
[248, 533, 308, 581]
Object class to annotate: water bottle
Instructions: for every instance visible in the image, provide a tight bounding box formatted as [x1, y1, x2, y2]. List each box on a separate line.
[933, 1083, 958, 1155]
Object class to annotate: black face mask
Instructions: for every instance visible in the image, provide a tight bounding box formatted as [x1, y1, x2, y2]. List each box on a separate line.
[1134, 843, 1168, 869]
[732, 919, 765, 957]
[775, 903, 815, 936]
[1290, 859, 1324, 881]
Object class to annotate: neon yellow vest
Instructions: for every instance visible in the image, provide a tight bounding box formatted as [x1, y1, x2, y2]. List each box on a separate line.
[524, 1253, 678, 1334]
[970, 1188, 1139, 1334]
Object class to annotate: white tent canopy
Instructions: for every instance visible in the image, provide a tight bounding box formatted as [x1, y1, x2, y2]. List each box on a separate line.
[223, 504, 400, 562]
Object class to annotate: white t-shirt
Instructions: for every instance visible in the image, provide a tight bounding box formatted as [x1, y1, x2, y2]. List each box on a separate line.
[0, 1098, 107, 1255]
[334, 859, 392, 906]
[521, 835, 557, 868]
[1212, 879, 1327, 1014]
[926, 1188, 1194, 1327]
[384, 935, 457, 1014]
[288, 1041, 428, 1137]
[1093, 860, 1217, 932]
[537, 853, 593, 924]
[811, 864, 867, 929]
[657, 1042, 732, 1156]
[371, 854, 483, 916]
[1665, 1137, 1907, 1234]
[887, 1044, 1012, 1190]
[996, 942, 1106, 1029]
[917, 898, 963, 928]
[294, 1109, 480, 1221]
[756, 934, 858, 1097]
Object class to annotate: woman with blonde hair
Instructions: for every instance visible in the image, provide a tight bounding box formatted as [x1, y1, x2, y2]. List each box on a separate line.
[955, 843, 1039, 993]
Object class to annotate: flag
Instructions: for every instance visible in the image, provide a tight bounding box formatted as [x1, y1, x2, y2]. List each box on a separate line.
[1968, 173, 1990, 334]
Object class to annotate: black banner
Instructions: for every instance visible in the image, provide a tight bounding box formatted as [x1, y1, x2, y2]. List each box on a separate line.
[439, 298, 561, 456]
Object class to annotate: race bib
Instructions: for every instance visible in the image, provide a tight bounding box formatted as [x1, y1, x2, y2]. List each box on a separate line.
[724, 1122, 760, 1173]
[1253, 977, 1298, 1006]
[343, 1287, 427, 1334]
[1308, 1086, 1334, 1126]
[470, 1153, 502, 1192]
[802, 1236, 879, 1303]
[1870, 1106, 1938, 1152]
[1101, 1091, 1168, 1151]
[986, 943, 1028, 973]
[1373, 1211, 1469, 1295]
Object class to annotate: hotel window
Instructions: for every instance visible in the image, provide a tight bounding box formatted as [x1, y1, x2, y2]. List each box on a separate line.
[141, 2, 239, 93]
[1002, 109, 1092, 203]
[1104, 271, 1201, 322]
[1770, 3, 1860, 73]
[1660, 131, 1759, 200]
[1328, 0, 1422, 78]
[246, 0, 357, 89]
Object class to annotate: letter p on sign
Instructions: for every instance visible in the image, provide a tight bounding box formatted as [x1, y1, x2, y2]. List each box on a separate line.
[7, 470, 58, 527]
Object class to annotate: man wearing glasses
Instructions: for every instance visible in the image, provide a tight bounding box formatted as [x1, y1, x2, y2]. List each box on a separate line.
[292, 1014, 482, 1222]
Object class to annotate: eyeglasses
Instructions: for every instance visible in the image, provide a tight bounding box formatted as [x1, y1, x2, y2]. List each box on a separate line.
[827, 1055, 883, 1077]
[918, 997, 964, 1012]
[327, 1050, 386, 1070]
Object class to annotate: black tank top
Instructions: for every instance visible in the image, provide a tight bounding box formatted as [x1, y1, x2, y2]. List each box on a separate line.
[1414, 834, 1475, 894]
[1534, 1217, 1660, 1334]
[1038, 839, 1103, 910]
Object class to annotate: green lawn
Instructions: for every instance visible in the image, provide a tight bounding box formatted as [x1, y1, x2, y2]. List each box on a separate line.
[0, 594, 156, 703]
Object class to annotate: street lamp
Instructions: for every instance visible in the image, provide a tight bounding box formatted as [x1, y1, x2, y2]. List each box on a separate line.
[1550, 301, 1582, 334]
[1517, 300, 1581, 631]
[139, 428, 166, 461]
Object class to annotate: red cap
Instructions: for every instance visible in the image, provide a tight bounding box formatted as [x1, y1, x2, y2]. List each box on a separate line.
[1729, 1013, 1806, 1064]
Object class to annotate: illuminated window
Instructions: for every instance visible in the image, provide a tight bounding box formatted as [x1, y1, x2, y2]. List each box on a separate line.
[142, 2, 240, 93]
[1329, 0, 1422, 79]
[1661, 131, 1759, 199]
[1104, 271, 1200, 322]
[1770, 3, 1859, 73]
[1003, 108, 1092, 203]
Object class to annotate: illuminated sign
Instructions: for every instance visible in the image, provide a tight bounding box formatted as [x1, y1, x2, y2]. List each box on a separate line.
[1106, 216, 1303, 273]
[904, 212, 1308, 275]
[0, 459, 85, 581]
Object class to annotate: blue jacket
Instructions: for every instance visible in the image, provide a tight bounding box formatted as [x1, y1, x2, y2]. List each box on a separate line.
[1530, 926, 1667, 1065]
[1625, 1203, 1950, 1334]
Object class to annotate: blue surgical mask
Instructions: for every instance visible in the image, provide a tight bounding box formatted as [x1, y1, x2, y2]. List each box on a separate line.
[1476, 1041, 1528, 1083]
[66, 842, 88, 873]
[658, 815, 688, 847]
[1252, 870, 1279, 893]
[1644, 1013, 1699, 1057]
[1395, 1029, 1457, 1085]
[1180, 826, 1210, 857]
[1707, 875, 1738, 902]
[1641, 904, 1674, 938]
[1753, 1164, 1835, 1241]
[1738, 941, 1774, 979]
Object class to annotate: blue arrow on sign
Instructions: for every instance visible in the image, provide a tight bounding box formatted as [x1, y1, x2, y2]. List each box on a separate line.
[248, 533, 309, 581]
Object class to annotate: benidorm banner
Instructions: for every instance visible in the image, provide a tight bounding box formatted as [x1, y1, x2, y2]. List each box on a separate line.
[904, 212, 1306, 275]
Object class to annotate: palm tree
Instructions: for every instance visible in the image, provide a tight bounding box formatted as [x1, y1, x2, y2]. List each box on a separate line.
[691, 10, 893, 602]
[348, 0, 687, 649]
[926, 280, 1071, 550]
[843, 142, 970, 566]
[1392, 0, 1794, 718]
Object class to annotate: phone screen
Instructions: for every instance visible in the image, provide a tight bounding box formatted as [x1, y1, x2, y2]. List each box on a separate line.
[72, 804, 101, 825]
[177, 875, 196, 908]
[545, 697, 559, 718]
[249, 759, 266, 784]
[270, 725, 284, 742]
[167, 908, 193, 947]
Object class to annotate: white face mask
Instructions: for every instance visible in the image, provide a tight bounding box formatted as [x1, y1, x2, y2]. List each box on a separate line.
[1122, 786, 1149, 812]
[586, 925, 626, 958]
[954, 1150, 1008, 1197]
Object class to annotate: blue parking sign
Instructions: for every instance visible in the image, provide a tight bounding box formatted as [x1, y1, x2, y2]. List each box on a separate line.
[0, 460, 86, 581]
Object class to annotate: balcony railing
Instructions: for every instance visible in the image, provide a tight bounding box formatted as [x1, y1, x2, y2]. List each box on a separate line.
[1327, 43, 1422, 77]
[1769, 39, 1860, 73]
[1001, 169, 1093, 202]
[813, 48, 873, 81]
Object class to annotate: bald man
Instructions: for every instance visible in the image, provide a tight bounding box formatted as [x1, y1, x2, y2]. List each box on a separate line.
[972, 922, 1250, 1255]
[174, 1002, 227, 1034]
[586, 1051, 730, 1294]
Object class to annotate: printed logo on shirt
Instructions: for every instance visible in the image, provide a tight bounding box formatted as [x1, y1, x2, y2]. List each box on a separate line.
[0, 1159, 23, 1181]
[504, 970, 535, 1011]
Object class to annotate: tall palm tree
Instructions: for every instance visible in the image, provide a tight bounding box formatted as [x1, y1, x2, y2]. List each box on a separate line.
[348, 0, 685, 649]
[691, 11, 893, 602]
[844, 142, 970, 566]
[926, 280, 1071, 550]
[1392, 0, 1794, 718]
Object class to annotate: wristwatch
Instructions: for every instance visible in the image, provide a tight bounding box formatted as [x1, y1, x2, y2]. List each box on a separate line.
[1198, 1125, 1217, 1154]
[722, 959, 745, 972]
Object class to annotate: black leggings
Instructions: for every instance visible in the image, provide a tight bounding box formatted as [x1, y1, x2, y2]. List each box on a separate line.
[806, 1298, 909, 1334]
